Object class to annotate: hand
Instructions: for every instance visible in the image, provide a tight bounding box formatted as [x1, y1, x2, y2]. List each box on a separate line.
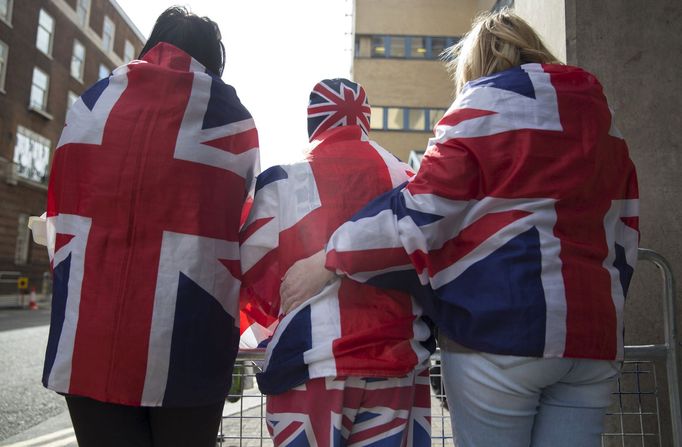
[280, 250, 335, 314]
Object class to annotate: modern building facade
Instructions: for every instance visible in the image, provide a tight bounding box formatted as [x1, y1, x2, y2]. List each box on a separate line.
[352, 0, 496, 164]
[0, 0, 144, 294]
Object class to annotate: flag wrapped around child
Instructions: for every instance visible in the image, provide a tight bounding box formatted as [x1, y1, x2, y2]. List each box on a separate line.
[240, 79, 434, 396]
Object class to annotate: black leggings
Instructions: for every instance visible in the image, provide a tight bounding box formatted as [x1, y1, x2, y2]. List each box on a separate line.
[65, 395, 224, 447]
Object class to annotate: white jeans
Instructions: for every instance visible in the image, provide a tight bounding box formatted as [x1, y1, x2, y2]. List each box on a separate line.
[440, 349, 620, 447]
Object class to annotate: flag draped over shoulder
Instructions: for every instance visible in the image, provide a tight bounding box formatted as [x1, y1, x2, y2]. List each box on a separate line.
[326, 63, 639, 361]
[44, 43, 259, 407]
[240, 126, 434, 395]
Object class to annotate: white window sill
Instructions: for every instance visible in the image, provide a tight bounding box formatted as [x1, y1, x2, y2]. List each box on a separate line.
[28, 105, 54, 120]
[17, 176, 48, 190]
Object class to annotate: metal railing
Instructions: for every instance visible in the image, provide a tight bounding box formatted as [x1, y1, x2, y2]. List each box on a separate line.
[219, 248, 681, 446]
[600, 249, 681, 446]
[0, 271, 23, 307]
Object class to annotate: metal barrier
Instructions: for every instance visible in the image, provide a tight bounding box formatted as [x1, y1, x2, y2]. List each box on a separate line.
[601, 249, 681, 446]
[0, 271, 23, 307]
[219, 248, 680, 446]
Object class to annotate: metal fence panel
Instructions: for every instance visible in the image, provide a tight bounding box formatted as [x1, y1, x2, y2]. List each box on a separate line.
[220, 249, 680, 446]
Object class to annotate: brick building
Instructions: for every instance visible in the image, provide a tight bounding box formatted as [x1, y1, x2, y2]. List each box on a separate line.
[0, 0, 144, 294]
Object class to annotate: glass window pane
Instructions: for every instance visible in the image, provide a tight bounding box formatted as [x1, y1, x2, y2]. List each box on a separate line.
[74, 40, 84, 58]
[36, 10, 53, 55]
[371, 36, 385, 57]
[30, 68, 48, 109]
[102, 16, 115, 52]
[13, 126, 51, 183]
[370, 107, 384, 129]
[124, 40, 134, 62]
[36, 29, 50, 54]
[390, 36, 406, 58]
[410, 37, 427, 58]
[39, 9, 53, 29]
[387, 108, 404, 130]
[0, 41, 7, 90]
[30, 85, 44, 108]
[98, 64, 109, 79]
[34, 68, 47, 88]
[77, 0, 90, 26]
[429, 109, 446, 129]
[67, 91, 78, 108]
[431, 37, 447, 59]
[408, 109, 426, 131]
[71, 41, 85, 80]
[0, 0, 8, 20]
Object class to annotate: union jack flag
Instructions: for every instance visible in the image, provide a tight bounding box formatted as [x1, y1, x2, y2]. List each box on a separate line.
[43, 43, 259, 406]
[266, 368, 431, 447]
[325, 63, 639, 361]
[240, 125, 433, 395]
[307, 79, 371, 141]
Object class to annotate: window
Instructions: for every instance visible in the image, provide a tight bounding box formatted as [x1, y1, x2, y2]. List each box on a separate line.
[408, 109, 426, 131]
[67, 91, 79, 108]
[370, 106, 384, 130]
[102, 15, 115, 53]
[408, 150, 425, 171]
[389, 36, 406, 58]
[13, 125, 51, 184]
[124, 39, 135, 62]
[428, 109, 446, 129]
[364, 34, 459, 60]
[430, 37, 459, 59]
[76, 0, 90, 27]
[371, 36, 386, 57]
[70, 40, 85, 81]
[30, 67, 49, 111]
[36, 9, 55, 56]
[98, 64, 110, 80]
[15, 214, 30, 265]
[0, 0, 12, 25]
[410, 37, 427, 58]
[386, 108, 404, 130]
[0, 40, 7, 92]
[369, 106, 448, 132]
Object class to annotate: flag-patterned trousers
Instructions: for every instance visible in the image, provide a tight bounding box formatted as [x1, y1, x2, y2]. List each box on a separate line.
[266, 367, 431, 447]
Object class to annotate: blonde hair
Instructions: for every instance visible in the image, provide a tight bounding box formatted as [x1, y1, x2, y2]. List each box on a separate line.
[445, 8, 561, 95]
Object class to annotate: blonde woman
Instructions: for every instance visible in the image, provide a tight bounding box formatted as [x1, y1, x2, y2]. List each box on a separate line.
[280, 9, 639, 447]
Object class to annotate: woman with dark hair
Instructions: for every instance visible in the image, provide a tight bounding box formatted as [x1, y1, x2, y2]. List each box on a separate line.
[138, 6, 225, 75]
[40, 6, 259, 447]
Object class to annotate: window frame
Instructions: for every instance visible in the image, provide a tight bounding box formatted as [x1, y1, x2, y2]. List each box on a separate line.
[98, 63, 110, 80]
[123, 39, 134, 62]
[13, 125, 52, 185]
[67, 90, 79, 109]
[0, 39, 8, 93]
[29, 66, 50, 112]
[35, 9, 55, 57]
[0, 0, 13, 26]
[369, 106, 448, 132]
[102, 15, 115, 53]
[70, 39, 86, 82]
[364, 34, 459, 60]
[76, 0, 90, 27]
